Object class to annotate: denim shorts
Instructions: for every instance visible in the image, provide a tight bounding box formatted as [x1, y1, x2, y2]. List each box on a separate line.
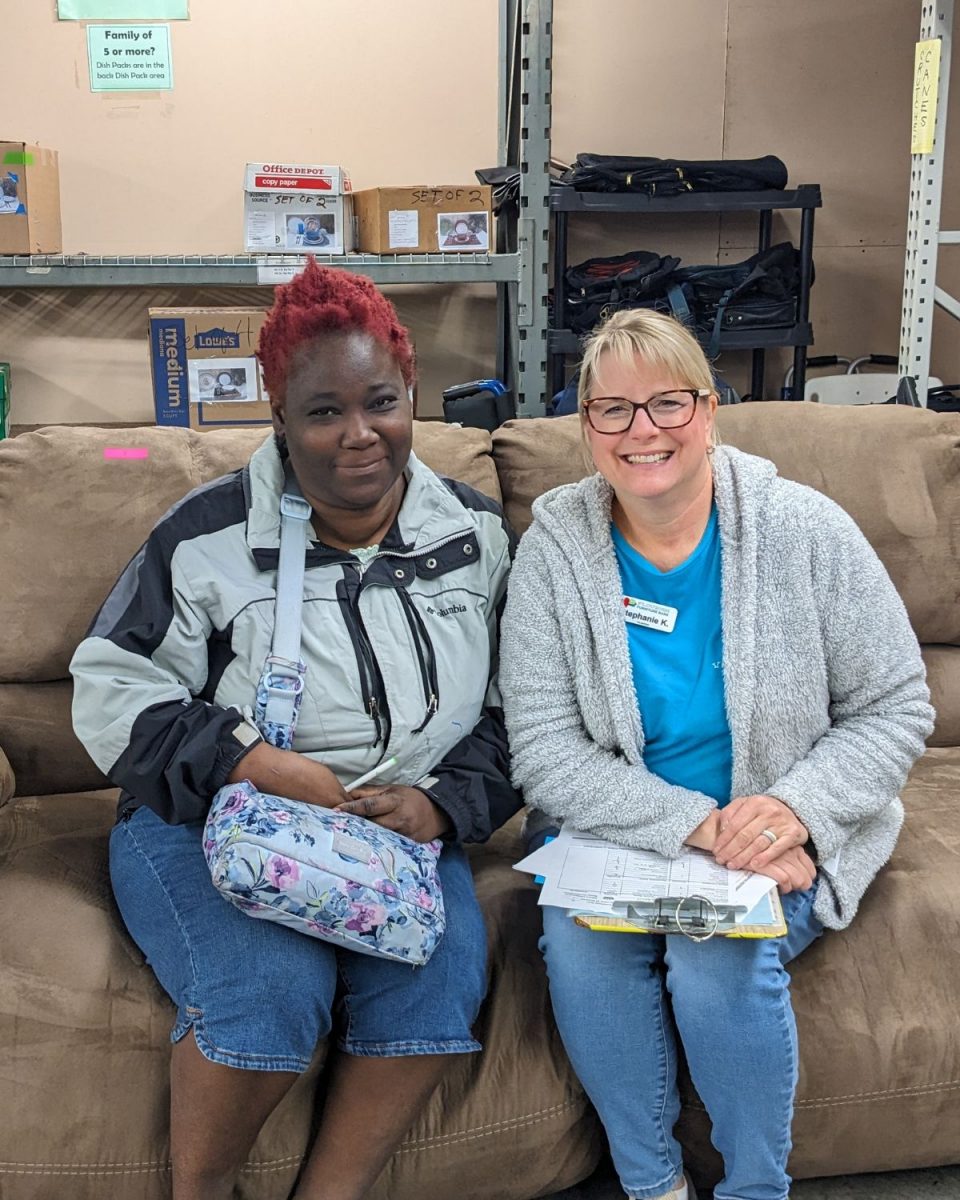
[109, 806, 487, 1072]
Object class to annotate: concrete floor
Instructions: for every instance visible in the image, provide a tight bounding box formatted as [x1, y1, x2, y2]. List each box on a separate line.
[545, 1159, 960, 1199]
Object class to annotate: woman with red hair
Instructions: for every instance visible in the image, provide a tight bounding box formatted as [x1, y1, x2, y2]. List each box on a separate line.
[71, 260, 519, 1200]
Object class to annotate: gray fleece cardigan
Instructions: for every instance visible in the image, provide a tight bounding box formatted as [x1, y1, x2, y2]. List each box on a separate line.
[499, 446, 934, 930]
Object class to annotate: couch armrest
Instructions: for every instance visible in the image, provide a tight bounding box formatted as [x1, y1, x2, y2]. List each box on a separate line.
[0, 745, 14, 806]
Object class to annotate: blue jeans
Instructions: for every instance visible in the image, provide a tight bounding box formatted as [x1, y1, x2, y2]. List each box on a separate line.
[110, 806, 487, 1072]
[540, 886, 824, 1200]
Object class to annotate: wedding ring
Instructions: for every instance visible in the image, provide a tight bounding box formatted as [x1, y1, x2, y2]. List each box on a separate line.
[760, 828, 778, 846]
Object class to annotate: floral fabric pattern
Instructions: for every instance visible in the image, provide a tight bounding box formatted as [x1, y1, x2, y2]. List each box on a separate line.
[204, 781, 446, 965]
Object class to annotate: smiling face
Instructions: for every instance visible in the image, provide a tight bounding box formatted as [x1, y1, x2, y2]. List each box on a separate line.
[272, 330, 413, 517]
[584, 349, 717, 509]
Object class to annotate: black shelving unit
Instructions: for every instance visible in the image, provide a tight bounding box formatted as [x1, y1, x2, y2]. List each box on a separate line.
[549, 184, 822, 401]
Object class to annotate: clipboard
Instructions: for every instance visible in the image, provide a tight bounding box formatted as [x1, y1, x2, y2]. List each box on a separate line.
[572, 888, 787, 941]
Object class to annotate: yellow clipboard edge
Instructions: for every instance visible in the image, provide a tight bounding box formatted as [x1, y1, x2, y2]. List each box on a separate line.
[571, 888, 787, 939]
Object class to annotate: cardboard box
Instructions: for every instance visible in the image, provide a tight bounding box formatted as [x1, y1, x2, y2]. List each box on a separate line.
[243, 162, 355, 254]
[0, 142, 62, 254]
[352, 186, 493, 254]
[149, 308, 274, 431]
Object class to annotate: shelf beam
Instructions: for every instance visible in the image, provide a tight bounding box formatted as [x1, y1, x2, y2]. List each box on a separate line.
[514, 0, 553, 417]
[0, 253, 521, 288]
[551, 185, 822, 215]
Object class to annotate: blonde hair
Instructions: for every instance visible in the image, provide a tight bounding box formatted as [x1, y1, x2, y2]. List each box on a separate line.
[576, 308, 720, 448]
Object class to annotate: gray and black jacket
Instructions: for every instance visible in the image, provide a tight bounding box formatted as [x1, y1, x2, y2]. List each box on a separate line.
[70, 434, 521, 841]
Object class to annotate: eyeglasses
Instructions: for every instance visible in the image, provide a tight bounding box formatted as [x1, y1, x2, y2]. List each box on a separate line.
[583, 389, 711, 434]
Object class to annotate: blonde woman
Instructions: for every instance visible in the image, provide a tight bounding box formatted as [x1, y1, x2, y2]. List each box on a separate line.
[499, 309, 932, 1200]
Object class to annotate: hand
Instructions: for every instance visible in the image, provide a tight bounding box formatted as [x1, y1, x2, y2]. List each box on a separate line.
[227, 742, 349, 809]
[713, 794, 809, 871]
[335, 785, 452, 843]
[758, 844, 816, 895]
[684, 810, 721, 852]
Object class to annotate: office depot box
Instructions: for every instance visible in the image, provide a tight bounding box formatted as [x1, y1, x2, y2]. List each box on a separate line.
[352, 185, 493, 254]
[149, 308, 274, 431]
[0, 142, 62, 253]
[243, 162, 355, 253]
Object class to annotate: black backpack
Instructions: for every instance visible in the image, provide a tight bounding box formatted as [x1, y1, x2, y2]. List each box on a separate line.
[668, 242, 805, 356]
[559, 242, 807, 356]
[563, 250, 681, 334]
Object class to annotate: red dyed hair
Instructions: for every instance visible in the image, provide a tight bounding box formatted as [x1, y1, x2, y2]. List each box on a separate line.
[257, 258, 416, 399]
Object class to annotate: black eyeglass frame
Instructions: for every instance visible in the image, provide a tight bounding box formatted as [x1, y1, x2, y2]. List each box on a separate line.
[582, 388, 713, 434]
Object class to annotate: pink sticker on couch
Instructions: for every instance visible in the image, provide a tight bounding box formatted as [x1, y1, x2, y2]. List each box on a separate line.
[103, 447, 149, 460]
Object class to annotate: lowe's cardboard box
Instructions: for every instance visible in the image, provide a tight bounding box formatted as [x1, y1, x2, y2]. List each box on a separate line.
[353, 185, 492, 254]
[149, 308, 273, 431]
[244, 162, 355, 254]
[0, 141, 62, 253]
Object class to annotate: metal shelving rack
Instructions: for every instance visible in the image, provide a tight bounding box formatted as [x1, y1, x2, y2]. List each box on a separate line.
[899, 0, 955, 403]
[0, 252, 521, 288]
[549, 184, 821, 402]
[0, 0, 555, 417]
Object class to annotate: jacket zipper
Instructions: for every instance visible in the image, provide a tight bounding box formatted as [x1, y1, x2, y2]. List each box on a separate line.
[397, 588, 439, 732]
[336, 577, 389, 747]
[331, 531, 473, 747]
[352, 597, 391, 748]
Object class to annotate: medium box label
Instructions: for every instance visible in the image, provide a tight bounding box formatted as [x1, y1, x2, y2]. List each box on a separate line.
[150, 316, 189, 426]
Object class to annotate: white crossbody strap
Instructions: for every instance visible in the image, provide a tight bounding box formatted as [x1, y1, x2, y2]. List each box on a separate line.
[260, 469, 312, 730]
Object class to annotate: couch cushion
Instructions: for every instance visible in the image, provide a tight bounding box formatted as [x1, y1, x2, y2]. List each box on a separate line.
[716, 405, 960, 646]
[923, 646, 960, 747]
[0, 680, 109, 799]
[678, 747, 960, 1183]
[0, 797, 597, 1200]
[492, 414, 587, 535]
[493, 405, 960, 645]
[0, 423, 499, 686]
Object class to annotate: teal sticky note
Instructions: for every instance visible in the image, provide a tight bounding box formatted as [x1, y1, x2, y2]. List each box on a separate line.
[61, 0, 187, 18]
[87, 23, 173, 91]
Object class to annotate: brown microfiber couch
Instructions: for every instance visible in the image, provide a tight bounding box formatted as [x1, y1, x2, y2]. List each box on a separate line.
[0, 402, 958, 1199]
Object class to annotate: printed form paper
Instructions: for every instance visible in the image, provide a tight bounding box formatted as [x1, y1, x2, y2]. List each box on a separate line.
[515, 827, 775, 914]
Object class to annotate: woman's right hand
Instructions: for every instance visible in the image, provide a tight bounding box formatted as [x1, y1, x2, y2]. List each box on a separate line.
[685, 812, 815, 893]
[758, 845, 817, 895]
[227, 742, 349, 808]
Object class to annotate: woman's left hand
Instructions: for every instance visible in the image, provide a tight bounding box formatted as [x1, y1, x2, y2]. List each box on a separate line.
[335, 786, 452, 843]
[712, 794, 809, 871]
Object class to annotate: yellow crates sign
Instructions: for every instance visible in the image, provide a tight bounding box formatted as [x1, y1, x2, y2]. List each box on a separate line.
[912, 38, 942, 155]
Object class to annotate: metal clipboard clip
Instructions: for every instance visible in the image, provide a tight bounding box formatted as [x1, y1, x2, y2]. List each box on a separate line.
[628, 895, 748, 942]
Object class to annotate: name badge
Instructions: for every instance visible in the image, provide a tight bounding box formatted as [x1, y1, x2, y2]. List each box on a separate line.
[622, 595, 678, 633]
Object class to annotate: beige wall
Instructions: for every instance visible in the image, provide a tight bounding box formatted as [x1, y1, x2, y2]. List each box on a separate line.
[1, 0, 955, 426]
[1, 1, 500, 424]
[553, 0, 957, 399]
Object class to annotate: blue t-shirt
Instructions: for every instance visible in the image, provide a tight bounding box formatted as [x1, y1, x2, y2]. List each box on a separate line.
[612, 507, 732, 806]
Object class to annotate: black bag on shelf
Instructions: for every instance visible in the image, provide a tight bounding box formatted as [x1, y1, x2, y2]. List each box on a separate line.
[564, 249, 681, 334]
[559, 242, 808, 357]
[669, 241, 805, 356]
[475, 165, 519, 215]
[558, 154, 788, 196]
